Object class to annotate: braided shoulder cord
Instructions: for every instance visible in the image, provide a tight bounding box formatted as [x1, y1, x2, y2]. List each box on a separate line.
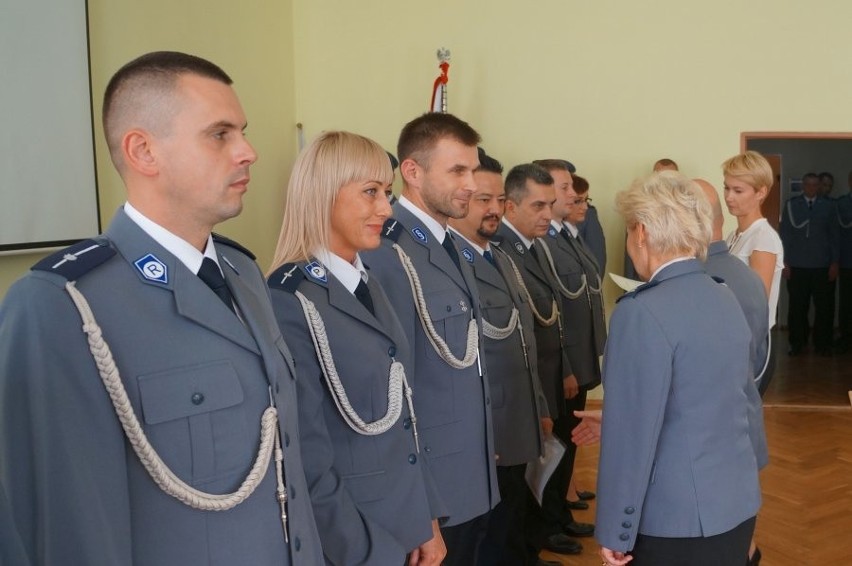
[493, 246, 558, 327]
[481, 306, 520, 340]
[392, 244, 479, 369]
[64, 282, 283, 513]
[786, 201, 810, 235]
[293, 291, 419, 452]
[537, 239, 586, 299]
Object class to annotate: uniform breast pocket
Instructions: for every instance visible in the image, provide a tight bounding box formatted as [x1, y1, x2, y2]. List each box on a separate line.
[137, 360, 248, 484]
[422, 288, 473, 362]
[341, 469, 387, 504]
[481, 294, 515, 329]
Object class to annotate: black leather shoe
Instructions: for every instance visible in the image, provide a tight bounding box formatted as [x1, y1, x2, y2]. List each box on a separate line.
[576, 490, 596, 500]
[541, 533, 582, 555]
[562, 520, 595, 537]
[565, 498, 589, 510]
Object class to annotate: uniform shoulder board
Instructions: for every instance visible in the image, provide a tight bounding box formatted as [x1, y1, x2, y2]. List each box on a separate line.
[31, 239, 115, 281]
[616, 279, 660, 303]
[381, 218, 404, 242]
[212, 233, 256, 260]
[268, 262, 306, 293]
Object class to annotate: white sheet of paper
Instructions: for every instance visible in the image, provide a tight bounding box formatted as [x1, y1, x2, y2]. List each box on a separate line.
[525, 435, 566, 506]
[609, 272, 643, 292]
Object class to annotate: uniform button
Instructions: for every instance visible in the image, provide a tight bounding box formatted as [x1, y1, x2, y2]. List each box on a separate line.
[191, 392, 205, 405]
[408, 454, 417, 464]
[275, 382, 280, 394]
[294, 537, 301, 551]
[403, 417, 411, 430]
[424, 446, 432, 454]
[624, 506, 635, 515]
[388, 346, 396, 357]
[622, 521, 632, 528]
[446, 305, 452, 312]
[619, 533, 630, 541]
[284, 433, 291, 447]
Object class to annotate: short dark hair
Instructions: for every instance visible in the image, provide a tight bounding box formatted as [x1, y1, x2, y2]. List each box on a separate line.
[504, 163, 553, 203]
[803, 172, 820, 183]
[477, 147, 503, 174]
[573, 174, 590, 194]
[818, 171, 834, 182]
[533, 159, 575, 174]
[653, 158, 678, 171]
[397, 112, 481, 168]
[103, 51, 233, 166]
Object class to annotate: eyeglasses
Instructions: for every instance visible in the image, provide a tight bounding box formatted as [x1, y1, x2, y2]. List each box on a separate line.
[570, 197, 592, 206]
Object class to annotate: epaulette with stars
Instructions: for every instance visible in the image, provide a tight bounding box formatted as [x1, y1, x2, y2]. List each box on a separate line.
[380, 218, 404, 242]
[212, 233, 256, 260]
[615, 279, 660, 303]
[31, 238, 116, 281]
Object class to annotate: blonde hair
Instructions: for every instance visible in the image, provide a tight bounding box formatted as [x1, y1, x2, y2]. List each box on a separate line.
[615, 171, 712, 260]
[268, 131, 392, 273]
[721, 150, 773, 193]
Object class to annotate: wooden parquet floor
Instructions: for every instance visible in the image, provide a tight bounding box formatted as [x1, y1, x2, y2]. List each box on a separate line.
[539, 329, 852, 566]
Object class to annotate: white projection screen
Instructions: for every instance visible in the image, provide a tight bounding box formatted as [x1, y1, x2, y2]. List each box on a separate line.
[0, 0, 99, 252]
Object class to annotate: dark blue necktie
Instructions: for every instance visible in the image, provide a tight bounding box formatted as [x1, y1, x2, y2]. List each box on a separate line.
[197, 257, 236, 314]
[483, 249, 495, 266]
[442, 233, 462, 272]
[354, 278, 375, 315]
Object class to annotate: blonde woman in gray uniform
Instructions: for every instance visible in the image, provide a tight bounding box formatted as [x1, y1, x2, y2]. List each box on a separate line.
[267, 132, 445, 565]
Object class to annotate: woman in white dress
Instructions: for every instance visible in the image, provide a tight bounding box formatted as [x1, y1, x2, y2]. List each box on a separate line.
[722, 150, 784, 329]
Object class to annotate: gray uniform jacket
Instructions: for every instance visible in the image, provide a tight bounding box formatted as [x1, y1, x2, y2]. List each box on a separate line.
[360, 204, 499, 527]
[837, 194, 852, 268]
[780, 194, 839, 267]
[267, 261, 438, 564]
[595, 259, 762, 551]
[0, 210, 322, 566]
[539, 225, 606, 390]
[458, 240, 549, 466]
[704, 241, 770, 468]
[578, 205, 607, 276]
[495, 224, 569, 418]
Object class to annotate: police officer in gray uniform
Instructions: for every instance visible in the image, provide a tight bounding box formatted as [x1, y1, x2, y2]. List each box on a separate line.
[266, 131, 445, 565]
[780, 172, 840, 356]
[0, 52, 322, 565]
[448, 149, 553, 566]
[497, 164, 585, 557]
[361, 113, 498, 566]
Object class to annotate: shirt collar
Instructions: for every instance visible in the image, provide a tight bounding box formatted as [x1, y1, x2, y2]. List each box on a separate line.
[502, 218, 534, 249]
[124, 202, 217, 275]
[313, 248, 367, 294]
[563, 221, 579, 238]
[649, 256, 693, 282]
[398, 195, 448, 243]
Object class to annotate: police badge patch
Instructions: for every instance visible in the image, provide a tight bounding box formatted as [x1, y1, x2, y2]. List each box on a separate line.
[514, 241, 525, 254]
[134, 254, 168, 284]
[304, 261, 328, 283]
[462, 248, 475, 263]
[411, 227, 428, 243]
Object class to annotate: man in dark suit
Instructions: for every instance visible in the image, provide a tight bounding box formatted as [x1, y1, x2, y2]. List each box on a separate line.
[0, 51, 322, 565]
[780, 172, 840, 356]
[448, 149, 555, 566]
[361, 113, 499, 565]
[497, 163, 587, 557]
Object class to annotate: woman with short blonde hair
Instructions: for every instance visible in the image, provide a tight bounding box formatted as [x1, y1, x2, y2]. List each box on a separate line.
[597, 171, 763, 566]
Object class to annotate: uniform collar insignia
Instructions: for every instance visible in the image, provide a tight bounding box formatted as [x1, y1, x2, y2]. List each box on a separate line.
[462, 248, 475, 263]
[134, 253, 168, 284]
[411, 226, 428, 243]
[514, 241, 525, 254]
[548, 226, 557, 237]
[304, 261, 328, 284]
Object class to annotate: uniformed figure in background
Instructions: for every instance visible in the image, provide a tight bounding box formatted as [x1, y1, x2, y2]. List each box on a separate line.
[575, 173, 607, 276]
[497, 164, 586, 558]
[266, 132, 446, 565]
[836, 191, 852, 351]
[361, 113, 499, 566]
[533, 159, 602, 539]
[448, 149, 554, 566]
[0, 51, 322, 565]
[780, 172, 840, 356]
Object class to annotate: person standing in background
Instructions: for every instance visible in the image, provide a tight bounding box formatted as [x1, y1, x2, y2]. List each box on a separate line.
[576, 174, 607, 276]
[780, 172, 839, 356]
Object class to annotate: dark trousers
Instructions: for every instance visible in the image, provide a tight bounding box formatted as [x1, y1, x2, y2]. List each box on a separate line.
[532, 390, 587, 537]
[441, 511, 490, 566]
[629, 516, 756, 566]
[839, 268, 852, 345]
[787, 267, 836, 352]
[478, 465, 538, 566]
